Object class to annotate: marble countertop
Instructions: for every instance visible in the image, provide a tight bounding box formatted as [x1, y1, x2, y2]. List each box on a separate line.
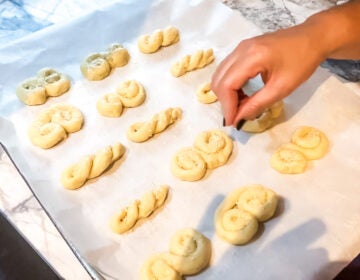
[0, 0, 351, 279]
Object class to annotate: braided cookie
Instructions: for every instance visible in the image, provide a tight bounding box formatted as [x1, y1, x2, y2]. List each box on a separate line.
[138, 26, 180, 54]
[215, 185, 278, 245]
[193, 129, 233, 169]
[61, 143, 125, 190]
[16, 68, 71, 105]
[270, 126, 329, 174]
[196, 82, 218, 104]
[140, 228, 211, 279]
[96, 93, 123, 117]
[28, 103, 83, 149]
[110, 185, 169, 234]
[242, 101, 284, 133]
[170, 49, 215, 77]
[171, 148, 207, 182]
[127, 107, 182, 142]
[116, 80, 146, 108]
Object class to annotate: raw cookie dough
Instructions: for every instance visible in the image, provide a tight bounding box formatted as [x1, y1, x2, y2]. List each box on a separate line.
[80, 53, 111, 81]
[110, 185, 169, 234]
[171, 148, 207, 182]
[138, 26, 180, 54]
[215, 185, 278, 245]
[127, 107, 182, 142]
[28, 103, 83, 149]
[196, 82, 218, 104]
[104, 43, 130, 68]
[16, 68, 71, 105]
[193, 129, 233, 169]
[140, 228, 211, 279]
[116, 80, 146, 108]
[170, 49, 214, 77]
[242, 101, 284, 133]
[96, 93, 123, 117]
[61, 143, 125, 190]
[270, 146, 308, 174]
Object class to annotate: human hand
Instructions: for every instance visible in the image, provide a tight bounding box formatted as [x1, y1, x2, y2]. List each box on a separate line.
[211, 24, 326, 128]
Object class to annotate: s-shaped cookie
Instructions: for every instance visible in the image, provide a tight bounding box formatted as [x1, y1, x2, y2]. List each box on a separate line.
[138, 26, 180, 54]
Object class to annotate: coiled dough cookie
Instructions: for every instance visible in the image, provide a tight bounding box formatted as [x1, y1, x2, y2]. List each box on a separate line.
[215, 185, 278, 245]
[193, 129, 233, 169]
[242, 101, 284, 133]
[171, 49, 215, 77]
[110, 185, 169, 234]
[196, 82, 218, 104]
[16, 68, 71, 105]
[270, 146, 308, 174]
[96, 93, 123, 117]
[80, 53, 111, 81]
[61, 143, 125, 190]
[138, 26, 180, 54]
[104, 43, 130, 68]
[140, 228, 211, 279]
[127, 107, 182, 142]
[171, 148, 207, 182]
[116, 80, 146, 108]
[28, 103, 83, 149]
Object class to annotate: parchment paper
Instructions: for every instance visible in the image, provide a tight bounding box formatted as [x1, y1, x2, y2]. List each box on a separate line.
[1, 0, 360, 279]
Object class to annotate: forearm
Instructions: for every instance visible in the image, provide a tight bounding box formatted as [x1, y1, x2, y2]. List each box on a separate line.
[302, 0, 360, 60]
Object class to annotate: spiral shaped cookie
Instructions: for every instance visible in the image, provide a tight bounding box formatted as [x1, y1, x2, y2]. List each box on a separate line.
[270, 146, 308, 174]
[193, 129, 233, 169]
[127, 107, 182, 142]
[110, 185, 169, 234]
[171, 148, 207, 181]
[215, 185, 278, 245]
[61, 143, 125, 190]
[242, 100, 284, 133]
[138, 26, 180, 54]
[171, 49, 215, 77]
[104, 43, 130, 68]
[140, 228, 211, 279]
[116, 80, 146, 108]
[16, 68, 71, 105]
[196, 82, 218, 104]
[96, 93, 123, 117]
[80, 53, 111, 81]
[28, 103, 83, 149]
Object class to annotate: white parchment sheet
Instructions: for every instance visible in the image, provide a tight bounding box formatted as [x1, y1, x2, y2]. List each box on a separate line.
[1, 0, 360, 279]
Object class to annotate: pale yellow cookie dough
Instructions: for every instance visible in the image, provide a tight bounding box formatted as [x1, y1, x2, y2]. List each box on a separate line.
[96, 93, 123, 117]
[171, 148, 207, 181]
[270, 146, 307, 174]
[193, 129, 233, 169]
[61, 143, 125, 190]
[140, 228, 211, 280]
[196, 82, 218, 104]
[127, 107, 182, 142]
[116, 80, 146, 108]
[16, 77, 47, 106]
[138, 26, 180, 54]
[170, 49, 214, 77]
[110, 185, 169, 234]
[104, 43, 130, 68]
[80, 53, 111, 81]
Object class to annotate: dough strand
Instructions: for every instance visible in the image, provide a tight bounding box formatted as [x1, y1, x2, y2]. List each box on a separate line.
[61, 143, 125, 190]
[170, 49, 214, 77]
[127, 107, 182, 142]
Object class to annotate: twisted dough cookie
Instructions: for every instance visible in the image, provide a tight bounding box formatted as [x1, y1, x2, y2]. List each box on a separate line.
[28, 103, 83, 149]
[96, 93, 123, 117]
[196, 82, 218, 104]
[140, 228, 211, 279]
[193, 129, 233, 169]
[171, 148, 207, 182]
[270, 126, 329, 174]
[81, 43, 130, 81]
[171, 49, 215, 77]
[110, 185, 169, 234]
[16, 68, 71, 105]
[215, 185, 278, 245]
[61, 143, 125, 190]
[127, 107, 182, 142]
[242, 101, 284, 133]
[138, 26, 180, 54]
[116, 80, 146, 108]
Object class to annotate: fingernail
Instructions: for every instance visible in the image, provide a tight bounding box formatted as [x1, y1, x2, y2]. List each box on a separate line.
[222, 118, 226, 127]
[236, 119, 246, 130]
